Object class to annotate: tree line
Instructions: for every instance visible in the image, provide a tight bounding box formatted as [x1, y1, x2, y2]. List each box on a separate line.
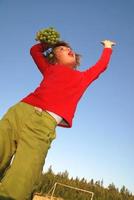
[33, 166, 134, 200]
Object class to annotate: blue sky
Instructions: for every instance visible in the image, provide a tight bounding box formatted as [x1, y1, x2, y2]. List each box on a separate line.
[0, 0, 134, 195]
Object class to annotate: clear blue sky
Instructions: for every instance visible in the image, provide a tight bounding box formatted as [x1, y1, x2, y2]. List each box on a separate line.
[0, 0, 134, 195]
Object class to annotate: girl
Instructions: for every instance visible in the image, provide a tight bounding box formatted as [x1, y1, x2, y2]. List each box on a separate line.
[0, 39, 116, 200]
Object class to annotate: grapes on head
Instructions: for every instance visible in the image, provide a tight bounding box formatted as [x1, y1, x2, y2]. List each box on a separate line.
[35, 26, 60, 45]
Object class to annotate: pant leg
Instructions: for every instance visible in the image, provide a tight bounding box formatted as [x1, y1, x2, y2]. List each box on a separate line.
[0, 102, 57, 200]
[0, 106, 18, 180]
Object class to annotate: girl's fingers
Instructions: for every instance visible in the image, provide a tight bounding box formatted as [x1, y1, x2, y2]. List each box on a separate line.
[111, 41, 116, 45]
[101, 41, 105, 44]
[101, 40, 116, 46]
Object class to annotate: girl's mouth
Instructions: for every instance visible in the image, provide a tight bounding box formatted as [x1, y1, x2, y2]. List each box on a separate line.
[68, 51, 74, 56]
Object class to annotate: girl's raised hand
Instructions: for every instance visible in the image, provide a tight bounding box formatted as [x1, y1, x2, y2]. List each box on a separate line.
[101, 40, 116, 48]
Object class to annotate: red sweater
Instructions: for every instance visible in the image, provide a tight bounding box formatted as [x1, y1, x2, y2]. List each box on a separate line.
[21, 43, 113, 128]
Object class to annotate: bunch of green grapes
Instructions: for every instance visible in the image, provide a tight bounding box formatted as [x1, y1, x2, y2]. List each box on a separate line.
[35, 27, 60, 45]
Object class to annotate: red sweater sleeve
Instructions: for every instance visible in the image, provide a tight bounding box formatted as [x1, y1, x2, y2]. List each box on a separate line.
[81, 48, 113, 87]
[30, 42, 50, 75]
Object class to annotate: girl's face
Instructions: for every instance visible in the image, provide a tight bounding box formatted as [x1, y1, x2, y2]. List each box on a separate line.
[53, 46, 76, 68]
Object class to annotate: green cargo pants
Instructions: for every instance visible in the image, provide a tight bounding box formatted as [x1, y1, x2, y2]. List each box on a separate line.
[0, 101, 57, 200]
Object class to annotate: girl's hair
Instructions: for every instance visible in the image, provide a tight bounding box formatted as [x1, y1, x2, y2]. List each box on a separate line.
[44, 41, 81, 69]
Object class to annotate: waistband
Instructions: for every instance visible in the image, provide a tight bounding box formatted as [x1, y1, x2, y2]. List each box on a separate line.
[34, 106, 58, 126]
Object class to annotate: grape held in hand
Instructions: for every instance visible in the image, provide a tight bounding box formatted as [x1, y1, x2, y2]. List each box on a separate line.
[35, 27, 60, 45]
